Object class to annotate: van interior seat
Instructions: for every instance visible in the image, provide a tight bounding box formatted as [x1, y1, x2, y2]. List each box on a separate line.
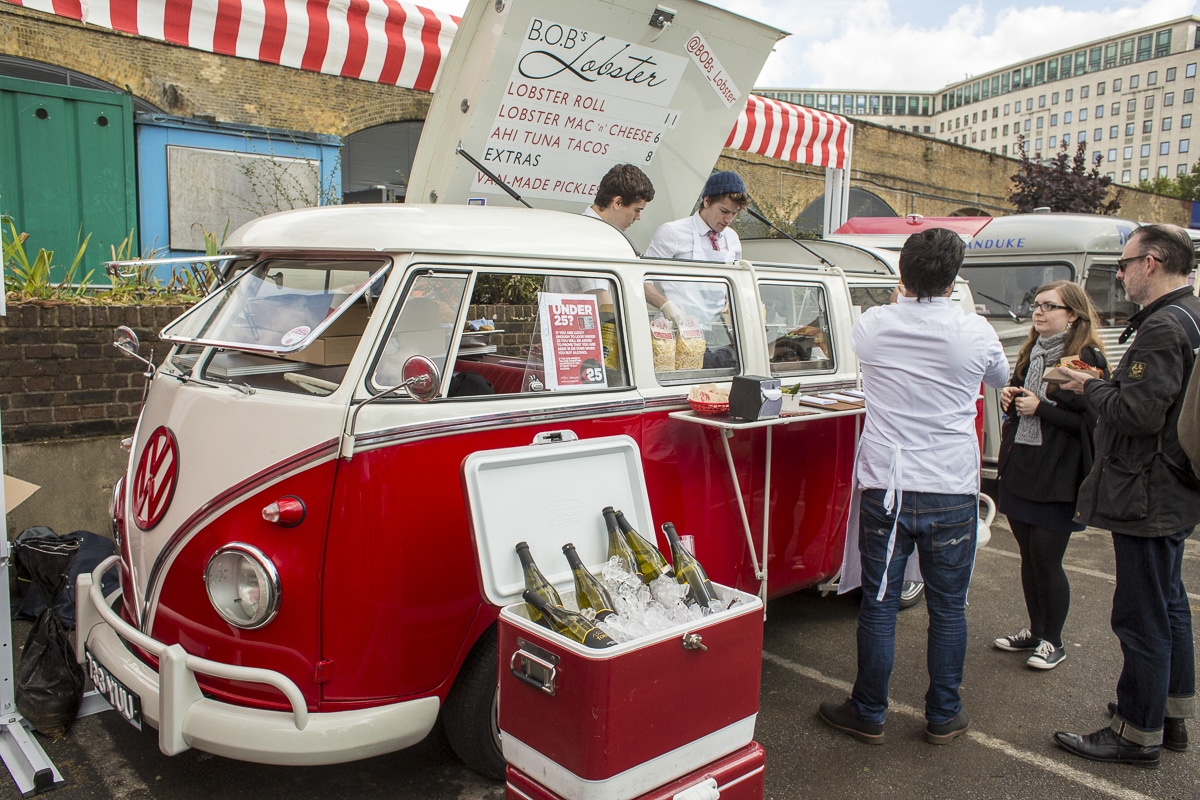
[452, 359, 542, 394]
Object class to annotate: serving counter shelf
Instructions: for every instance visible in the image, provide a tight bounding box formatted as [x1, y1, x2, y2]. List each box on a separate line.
[669, 397, 866, 610]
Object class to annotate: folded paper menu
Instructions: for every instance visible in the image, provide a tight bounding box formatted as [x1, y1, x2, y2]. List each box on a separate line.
[821, 392, 865, 404]
[795, 394, 835, 405]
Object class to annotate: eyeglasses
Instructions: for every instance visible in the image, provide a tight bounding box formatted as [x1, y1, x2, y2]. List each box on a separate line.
[1116, 253, 1157, 272]
[1031, 302, 1069, 313]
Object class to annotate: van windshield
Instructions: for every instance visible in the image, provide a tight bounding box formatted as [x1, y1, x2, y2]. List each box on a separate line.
[161, 259, 389, 350]
[959, 263, 1073, 318]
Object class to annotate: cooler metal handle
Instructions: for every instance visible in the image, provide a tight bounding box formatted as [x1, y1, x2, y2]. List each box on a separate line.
[510, 648, 558, 695]
[682, 632, 707, 651]
[673, 777, 719, 799]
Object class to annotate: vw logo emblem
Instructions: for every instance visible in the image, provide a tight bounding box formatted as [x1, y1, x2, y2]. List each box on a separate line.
[133, 426, 179, 530]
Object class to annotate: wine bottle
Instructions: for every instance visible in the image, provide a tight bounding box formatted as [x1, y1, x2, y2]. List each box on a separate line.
[615, 509, 673, 581]
[601, 506, 636, 576]
[515, 541, 562, 625]
[523, 591, 618, 649]
[562, 543, 616, 621]
[661, 522, 719, 610]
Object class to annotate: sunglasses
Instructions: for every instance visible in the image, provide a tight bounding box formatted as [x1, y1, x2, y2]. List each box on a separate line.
[1116, 253, 1157, 271]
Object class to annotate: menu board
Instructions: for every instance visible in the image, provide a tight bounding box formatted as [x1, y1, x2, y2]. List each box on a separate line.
[538, 293, 607, 391]
[473, 17, 688, 203]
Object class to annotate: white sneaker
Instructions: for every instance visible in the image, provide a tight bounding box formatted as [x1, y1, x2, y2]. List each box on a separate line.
[994, 628, 1037, 651]
[1027, 640, 1065, 670]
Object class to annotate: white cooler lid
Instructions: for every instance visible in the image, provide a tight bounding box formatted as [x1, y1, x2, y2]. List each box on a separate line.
[462, 433, 656, 607]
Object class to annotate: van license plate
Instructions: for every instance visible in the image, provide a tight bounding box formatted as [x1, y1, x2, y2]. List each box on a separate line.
[85, 648, 143, 730]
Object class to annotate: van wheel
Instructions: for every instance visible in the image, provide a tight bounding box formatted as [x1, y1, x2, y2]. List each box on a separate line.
[442, 625, 505, 780]
[899, 580, 925, 609]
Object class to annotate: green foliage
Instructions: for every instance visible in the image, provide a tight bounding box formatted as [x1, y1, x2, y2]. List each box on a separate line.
[1136, 162, 1200, 201]
[471, 274, 542, 305]
[1008, 135, 1123, 215]
[3, 214, 95, 300]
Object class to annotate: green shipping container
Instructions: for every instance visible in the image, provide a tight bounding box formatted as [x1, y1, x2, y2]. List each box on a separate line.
[1, 76, 137, 286]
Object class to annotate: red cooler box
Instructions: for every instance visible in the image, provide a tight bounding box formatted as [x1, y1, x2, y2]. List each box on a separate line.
[462, 434, 765, 800]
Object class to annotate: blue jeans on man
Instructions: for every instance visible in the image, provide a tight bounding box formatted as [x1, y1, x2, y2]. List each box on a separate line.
[851, 489, 977, 726]
[1110, 528, 1196, 744]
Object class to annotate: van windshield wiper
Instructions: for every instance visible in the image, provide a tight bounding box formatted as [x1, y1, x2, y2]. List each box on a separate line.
[977, 292, 1022, 322]
[454, 144, 532, 208]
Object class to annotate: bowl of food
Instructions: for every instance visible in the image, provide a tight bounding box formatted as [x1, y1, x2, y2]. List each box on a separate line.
[688, 384, 730, 416]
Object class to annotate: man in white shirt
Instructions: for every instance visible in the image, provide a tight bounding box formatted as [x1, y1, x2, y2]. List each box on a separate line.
[818, 228, 1008, 748]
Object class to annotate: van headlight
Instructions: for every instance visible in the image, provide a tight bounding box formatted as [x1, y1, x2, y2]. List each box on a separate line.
[204, 544, 281, 629]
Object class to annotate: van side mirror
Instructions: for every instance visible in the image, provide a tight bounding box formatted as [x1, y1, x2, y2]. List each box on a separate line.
[341, 355, 442, 460]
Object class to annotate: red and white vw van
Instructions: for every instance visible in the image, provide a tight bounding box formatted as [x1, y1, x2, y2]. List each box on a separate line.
[75, 0, 887, 780]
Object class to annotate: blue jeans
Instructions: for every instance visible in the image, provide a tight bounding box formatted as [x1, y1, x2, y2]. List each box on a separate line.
[1110, 528, 1196, 746]
[851, 489, 977, 725]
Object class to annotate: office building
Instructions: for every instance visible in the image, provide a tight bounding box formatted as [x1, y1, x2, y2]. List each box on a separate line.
[756, 16, 1200, 185]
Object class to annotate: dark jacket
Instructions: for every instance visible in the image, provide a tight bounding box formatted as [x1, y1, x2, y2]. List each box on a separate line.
[1076, 287, 1200, 535]
[998, 345, 1107, 504]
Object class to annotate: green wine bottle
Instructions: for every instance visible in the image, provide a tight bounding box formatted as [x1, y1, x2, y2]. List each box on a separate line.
[562, 543, 616, 621]
[661, 522, 719, 610]
[601, 506, 636, 576]
[515, 541, 562, 625]
[523, 591, 618, 649]
[615, 509, 674, 581]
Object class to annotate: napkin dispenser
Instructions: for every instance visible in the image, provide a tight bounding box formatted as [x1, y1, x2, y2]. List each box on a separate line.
[729, 376, 783, 421]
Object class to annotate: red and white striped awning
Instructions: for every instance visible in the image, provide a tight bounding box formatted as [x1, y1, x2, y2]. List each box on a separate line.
[727, 93, 852, 170]
[12, 0, 851, 168]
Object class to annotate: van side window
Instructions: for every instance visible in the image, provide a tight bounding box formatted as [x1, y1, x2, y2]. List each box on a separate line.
[373, 273, 467, 393]
[646, 278, 739, 381]
[761, 283, 834, 374]
[1084, 265, 1139, 327]
[450, 271, 628, 395]
[959, 264, 1074, 318]
[849, 285, 897, 313]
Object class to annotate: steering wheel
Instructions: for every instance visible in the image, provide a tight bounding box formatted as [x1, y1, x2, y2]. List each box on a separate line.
[284, 372, 339, 395]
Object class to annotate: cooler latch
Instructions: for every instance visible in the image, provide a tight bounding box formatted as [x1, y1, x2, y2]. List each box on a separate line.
[511, 638, 560, 695]
[681, 632, 707, 651]
[531, 430, 579, 445]
[673, 777, 719, 800]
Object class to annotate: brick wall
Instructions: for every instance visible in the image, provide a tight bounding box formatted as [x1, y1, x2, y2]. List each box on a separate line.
[0, 303, 187, 442]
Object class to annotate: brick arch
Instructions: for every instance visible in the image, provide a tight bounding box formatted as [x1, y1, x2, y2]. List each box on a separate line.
[343, 120, 426, 200]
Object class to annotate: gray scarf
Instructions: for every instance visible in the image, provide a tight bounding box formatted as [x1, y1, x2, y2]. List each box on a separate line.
[1015, 331, 1065, 446]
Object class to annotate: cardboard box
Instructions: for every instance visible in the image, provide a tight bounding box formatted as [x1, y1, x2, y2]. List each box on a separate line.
[1042, 364, 1103, 384]
[280, 335, 359, 366]
[321, 304, 369, 337]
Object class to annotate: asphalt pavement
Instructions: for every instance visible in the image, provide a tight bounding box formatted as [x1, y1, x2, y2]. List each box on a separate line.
[3, 515, 1197, 800]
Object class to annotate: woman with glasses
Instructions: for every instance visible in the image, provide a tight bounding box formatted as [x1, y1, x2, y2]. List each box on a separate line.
[993, 280, 1108, 670]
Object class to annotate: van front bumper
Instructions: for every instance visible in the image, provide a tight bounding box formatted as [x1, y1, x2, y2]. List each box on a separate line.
[76, 556, 440, 766]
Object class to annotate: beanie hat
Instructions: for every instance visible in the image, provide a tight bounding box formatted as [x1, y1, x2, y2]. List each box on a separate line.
[701, 171, 745, 197]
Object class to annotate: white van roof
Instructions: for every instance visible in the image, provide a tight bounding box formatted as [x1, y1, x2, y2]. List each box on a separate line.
[964, 213, 1140, 257]
[223, 204, 639, 260]
[406, 0, 786, 252]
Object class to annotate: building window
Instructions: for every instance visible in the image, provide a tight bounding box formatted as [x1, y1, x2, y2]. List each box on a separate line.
[1003, 72, 1011, 92]
[1113, 78, 1122, 91]
[1136, 34, 1152, 62]
[1186, 89, 1195, 103]
[1145, 95, 1155, 110]
[1004, 103, 1011, 115]
[1098, 81, 1106, 96]
[1159, 166, 1169, 178]
[1080, 108, 1088, 121]
[972, 112, 978, 123]
[1183, 114, 1192, 128]
[1039, 94, 1046, 108]
[1078, 131, 1087, 143]
[1121, 38, 1135, 66]
[1075, 51, 1087, 75]
[1105, 43, 1118, 69]
[1051, 113, 1059, 126]
[1130, 74, 1140, 89]
[1050, 135, 1058, 148]
[1139, 167, 1149, 180]
[1121, 169, 1131, 182]
[1066, 89, 1074, 102]
[1148, 71, 1158, 86]
[980, 130, 986, 141]
[1052, 91, 1060, 104]
[1094, 128, 1102, 141]
[1107, 172, 1116, 180]
[1126, 122, 1135, 135]
[1034, 137, 1041, 149]
[1110, 125, 1119, 138]
[1026, 98, 1034, 111]
[1163, 117, 1173, 131]
[1024, 119, 1032, 131]
[992, 126, 998, 137]
[1108, 148, 1117, 161]
[1181, 139, 1190, 153]
[940, 122, 945, 132]
[1025, 64, 1035, 85]
[1188, 63, 1197, 79]
[1128, 98, 1137, 112]
[1167, 67, 1177, 81]
[1160, 141, 1171, 155]
[1090, 47, 1102, 73]
[1037, 116, 1044, 128]
[1156, 29, 1171, 58]
[982, 109, 988, 121]
[1081, 85, 1090, 99]
[972, 132, 978, 143]
[1143, 119, 1154, 133]
[1124, 145, 1134, 159]
[1141, 143, 1152, 157]
[1096, 105, 1104, 119]
[1003, 124, 1010, 135]
[1064, 111, 1072, 124]
[1112, 101, 1121, 115]
[1002, 144, 1008, 155]
[1179, 163, 1188, 176]
[1165, 92, 1175, 107]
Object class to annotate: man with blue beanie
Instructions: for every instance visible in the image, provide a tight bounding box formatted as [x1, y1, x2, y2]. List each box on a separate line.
[645, 170, 748, 264]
